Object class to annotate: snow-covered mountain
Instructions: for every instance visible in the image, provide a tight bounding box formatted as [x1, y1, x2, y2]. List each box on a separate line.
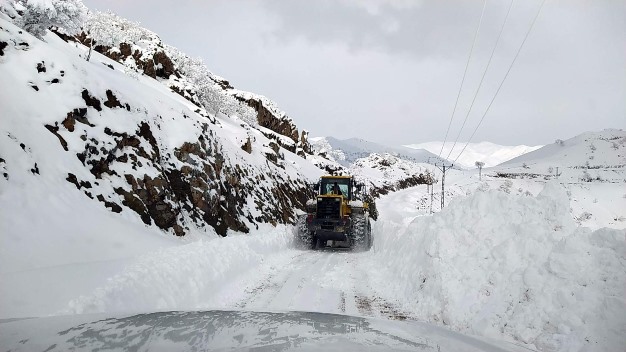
[501, 128, 624, 167]
[405, 141, 542, 168]
[494, 129, 625, 183]
[311, 136, 446, 166]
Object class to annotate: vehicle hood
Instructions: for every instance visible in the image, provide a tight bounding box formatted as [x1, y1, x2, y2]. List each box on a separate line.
[0, 310, 534, 351]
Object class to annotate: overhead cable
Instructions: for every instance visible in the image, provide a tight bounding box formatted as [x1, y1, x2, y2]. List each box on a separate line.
[446, 0, 515, 161]
[453, 0, 546, 165]
[437, 0, 487, 160]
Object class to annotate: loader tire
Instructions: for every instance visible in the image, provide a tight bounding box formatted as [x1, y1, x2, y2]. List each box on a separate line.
[295, 214, 311, 249]
[351, 213, 371, 252]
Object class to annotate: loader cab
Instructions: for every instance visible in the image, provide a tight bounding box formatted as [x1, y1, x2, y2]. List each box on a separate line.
[319, 176, 353, 200]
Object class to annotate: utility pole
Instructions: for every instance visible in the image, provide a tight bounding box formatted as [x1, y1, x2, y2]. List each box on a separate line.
[475, 161, 484, 181]
[430, 158, 454, 210]
[430, 183, 435, 214]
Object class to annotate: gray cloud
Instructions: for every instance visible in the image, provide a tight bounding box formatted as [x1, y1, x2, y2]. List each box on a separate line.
[82, 0, 624, 147]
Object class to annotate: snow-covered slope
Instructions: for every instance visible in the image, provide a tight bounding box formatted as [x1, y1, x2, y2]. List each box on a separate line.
[405, 141, 542, 168]
[349, 153, 433, 196]
[0, 12, 323, 262]
[499, 129, 625, 182]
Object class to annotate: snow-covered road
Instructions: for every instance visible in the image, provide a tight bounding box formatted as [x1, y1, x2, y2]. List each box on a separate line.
[1, 182, 623, 352]
[206, 248, 411, 321]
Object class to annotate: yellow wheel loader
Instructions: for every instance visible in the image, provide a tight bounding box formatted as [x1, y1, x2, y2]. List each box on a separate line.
[296, 175, 373, 251]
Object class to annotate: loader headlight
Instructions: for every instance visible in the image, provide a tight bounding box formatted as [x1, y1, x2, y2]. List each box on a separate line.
[335, 226, 344, 232]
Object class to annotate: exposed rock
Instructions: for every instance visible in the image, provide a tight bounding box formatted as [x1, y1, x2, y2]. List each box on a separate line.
[104, 90, 123, 109]
[242, 96, 298, 142]
[143, 59, 156, 78]
[44, 124, 68, 151]
[241, 137, 252, 154]
[153, 51, 175, 79]
[62, 108, 92, 132]
[97, 194, 122, 213]
[49, 27, 78, 43]
[36, 61, 46, 73]
[81, 89, 102, 112]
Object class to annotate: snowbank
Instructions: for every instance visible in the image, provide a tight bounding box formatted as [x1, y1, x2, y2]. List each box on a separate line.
[63, 224, 292, 315]
[371, 182, 626, 352]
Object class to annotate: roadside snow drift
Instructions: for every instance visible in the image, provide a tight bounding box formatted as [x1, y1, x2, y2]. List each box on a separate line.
[371, 182, 626, 352]
[63, 224, 292, 315]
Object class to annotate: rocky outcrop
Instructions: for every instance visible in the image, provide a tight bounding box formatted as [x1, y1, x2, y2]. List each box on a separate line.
[42, 86, 313, 237]
[234, 94, 312, 156]
[369, 173, 433, 198]
[72, 30, 313, 162]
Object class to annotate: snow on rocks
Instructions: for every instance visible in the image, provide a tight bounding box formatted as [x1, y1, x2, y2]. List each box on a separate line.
[370, 181, 626, 352]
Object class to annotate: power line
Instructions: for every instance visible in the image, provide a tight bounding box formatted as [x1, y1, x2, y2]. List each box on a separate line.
[453, 0, 547, 165]
[437, 0, 487, 159]
[446, 0, 515, 161]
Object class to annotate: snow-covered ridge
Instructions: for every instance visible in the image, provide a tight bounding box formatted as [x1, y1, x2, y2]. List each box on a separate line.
[404, 141, 542, 168]
[493, 129, 626, 184]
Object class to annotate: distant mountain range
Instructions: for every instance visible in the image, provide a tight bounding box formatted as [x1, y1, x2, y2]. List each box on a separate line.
[404, 141, 542, 169]
[309, 136, 446, 167]
[310, 136, 542, 170]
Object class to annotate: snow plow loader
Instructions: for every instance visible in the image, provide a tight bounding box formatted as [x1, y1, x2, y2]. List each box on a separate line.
[296, 175, 373, 251]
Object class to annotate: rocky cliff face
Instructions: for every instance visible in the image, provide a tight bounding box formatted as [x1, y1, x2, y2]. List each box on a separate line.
[0, 16, 318, 237]
[73, 12, 312, 162]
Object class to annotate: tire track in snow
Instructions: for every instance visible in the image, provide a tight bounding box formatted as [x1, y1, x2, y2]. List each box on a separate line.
[210, 246, 416, 322]
[238, 251, 325, 311]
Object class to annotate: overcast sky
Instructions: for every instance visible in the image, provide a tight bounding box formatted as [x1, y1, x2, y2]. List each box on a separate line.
[82, 0, 624, 147]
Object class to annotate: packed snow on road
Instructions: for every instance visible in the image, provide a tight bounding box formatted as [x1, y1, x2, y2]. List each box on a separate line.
[2, 178, 624, 351]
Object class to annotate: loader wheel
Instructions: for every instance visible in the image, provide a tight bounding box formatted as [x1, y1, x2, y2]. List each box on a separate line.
[295, 214, 312, 249]
[351, 213, 371, 252]
[311, 234, 320, 250]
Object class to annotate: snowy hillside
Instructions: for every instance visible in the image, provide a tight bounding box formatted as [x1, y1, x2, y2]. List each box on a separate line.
[499, 129, 625, 182]
[349, 153, 434, 197]
[405, 141, 542, 168]
[0, 8, 329, 287]
[414, 130, 626, 230]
